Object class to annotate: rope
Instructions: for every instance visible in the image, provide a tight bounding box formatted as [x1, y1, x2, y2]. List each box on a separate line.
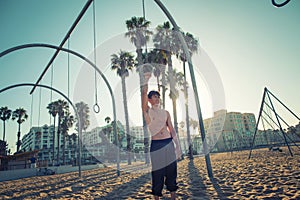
[68, 38, 70, 99]
[30, 94, 34, 128]
[49, 63, 54, 124]
[93, 0, 100, 113]
[38, 86, 42, 127]
[142, 0, 149, 63]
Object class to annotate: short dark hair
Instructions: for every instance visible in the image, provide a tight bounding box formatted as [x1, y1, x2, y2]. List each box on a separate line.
[148, 90, 160, 99]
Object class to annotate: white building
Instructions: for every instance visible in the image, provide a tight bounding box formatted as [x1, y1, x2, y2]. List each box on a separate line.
[21, 124, 77, 165]
[192, 110, 257, 153]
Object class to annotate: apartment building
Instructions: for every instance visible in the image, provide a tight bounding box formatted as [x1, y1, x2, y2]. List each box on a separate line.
[21, 125, 77, 165]
[193, 110, 257, 153]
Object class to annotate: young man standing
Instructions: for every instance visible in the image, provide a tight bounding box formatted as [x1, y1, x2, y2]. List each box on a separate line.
[142, 72, 181, 200]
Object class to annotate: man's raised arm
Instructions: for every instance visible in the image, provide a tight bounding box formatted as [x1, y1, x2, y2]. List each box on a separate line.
[142, 72, 151, 124]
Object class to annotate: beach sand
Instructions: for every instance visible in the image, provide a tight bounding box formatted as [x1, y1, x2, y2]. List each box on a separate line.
[0, 147, 299, 199]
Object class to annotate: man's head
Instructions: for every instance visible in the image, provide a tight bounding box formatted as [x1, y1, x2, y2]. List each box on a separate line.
[148, 90, 160, 106]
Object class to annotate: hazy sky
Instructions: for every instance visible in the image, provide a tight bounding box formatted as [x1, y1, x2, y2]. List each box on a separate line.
[0, 0, 299, 153]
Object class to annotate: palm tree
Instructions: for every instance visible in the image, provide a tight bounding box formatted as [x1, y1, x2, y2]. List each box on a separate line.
[189, 118, 199, 154]
[70, 133, 77, 165]
[125, 16, 152, 66]
[75, 101, 90, 164]
[176, 32, 199, 159]
[47, 101, 59, 164]
[166, 69, 184, 159]
[61, 110, 75, 165]
[0, 106, 12, 141]
[166, 69, 185, 134]
[12, 107, 28, 152]
[153, 21, 180, 134]
[125, 16, 152, 164]
[111, 50, 135, 165]
[146, 48, 168, 99]
[189, 118, 199, 134]
[55, 99, 69, 165]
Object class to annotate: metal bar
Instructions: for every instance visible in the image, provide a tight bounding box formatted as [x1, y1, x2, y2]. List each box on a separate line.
[266, 88, 300, 121]
[264, 101, 291, 128]
[266, 90, 293, 156]
[29, 0, 93, 95]
[249, 88, 267, 159]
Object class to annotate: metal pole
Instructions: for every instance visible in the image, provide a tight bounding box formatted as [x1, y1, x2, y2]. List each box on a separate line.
[154, 0, 213, 177]
[267, 89, 300, 121]
[249, 88, 267, 159]
[266, 90, 293, 156]
[30, 0, 93, 95]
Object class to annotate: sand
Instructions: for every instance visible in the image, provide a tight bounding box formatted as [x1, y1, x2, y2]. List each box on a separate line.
[0, 147, 299, 199]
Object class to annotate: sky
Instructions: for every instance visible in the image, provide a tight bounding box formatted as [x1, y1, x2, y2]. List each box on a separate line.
[0, 0, 299, 153]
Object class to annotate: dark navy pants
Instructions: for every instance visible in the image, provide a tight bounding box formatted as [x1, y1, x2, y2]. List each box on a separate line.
[150, 138, 178, 196]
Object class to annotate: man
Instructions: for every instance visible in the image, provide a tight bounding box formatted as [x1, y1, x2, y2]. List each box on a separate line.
[142, 72, 181, 200]
[30, 155, 37, 168]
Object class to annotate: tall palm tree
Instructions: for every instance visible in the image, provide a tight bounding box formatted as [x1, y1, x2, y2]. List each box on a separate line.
[125, 16, 152, 164]
[61, 110, 75, 165]
[70, 133, 77, 165]
[166, 69, 184, 158]
[153, 21, 179, 132]
[47, 101, 59, 164]
[75, 101, 90, 164]
[146, 48, 168, 100]
[55, 99, 69, 165]
[111, 50, 135, 165]
[166, 69, 185, 134]
[0, 106, 12, 141]
[12, 107, 28, 152]
[176, 32, 199, 159]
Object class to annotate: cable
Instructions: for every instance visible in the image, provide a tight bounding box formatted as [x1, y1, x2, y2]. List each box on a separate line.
[68, 38, 70, 99]
[93, 0, 100, 113]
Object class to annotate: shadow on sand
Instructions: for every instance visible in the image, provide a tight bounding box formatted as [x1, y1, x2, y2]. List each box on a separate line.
[188, 159, 230, 200]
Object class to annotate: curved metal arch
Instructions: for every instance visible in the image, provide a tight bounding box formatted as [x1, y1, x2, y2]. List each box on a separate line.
[0, 43, 120, 176]
[0, 83, 84, 177]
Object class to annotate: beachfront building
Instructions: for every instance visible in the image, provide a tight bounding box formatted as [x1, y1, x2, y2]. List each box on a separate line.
[21, 125, 77, 165]
[130, 126, 143, 151]
[19, 121, 147, 165]
[87, 124, 153, 162]
[192, 110, 257, 153]
[81, 121, 127, 163]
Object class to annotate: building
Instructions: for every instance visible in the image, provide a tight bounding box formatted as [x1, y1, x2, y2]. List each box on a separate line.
[192, 110, 257, 153]
[21, 124, 77, 165]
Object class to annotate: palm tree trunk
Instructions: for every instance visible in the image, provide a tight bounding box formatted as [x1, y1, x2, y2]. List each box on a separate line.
[161, 65, 167, 109]
[2, 121, 5, 141]
[122, 76, 131, 165]
[167, 54, 178, 134]
[57, 116, 61, 165]
[62, 133, 66, 165]
[52, 117, 56, 165]
[137, 48, 150, 164]
[16, 123, 21, 152]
